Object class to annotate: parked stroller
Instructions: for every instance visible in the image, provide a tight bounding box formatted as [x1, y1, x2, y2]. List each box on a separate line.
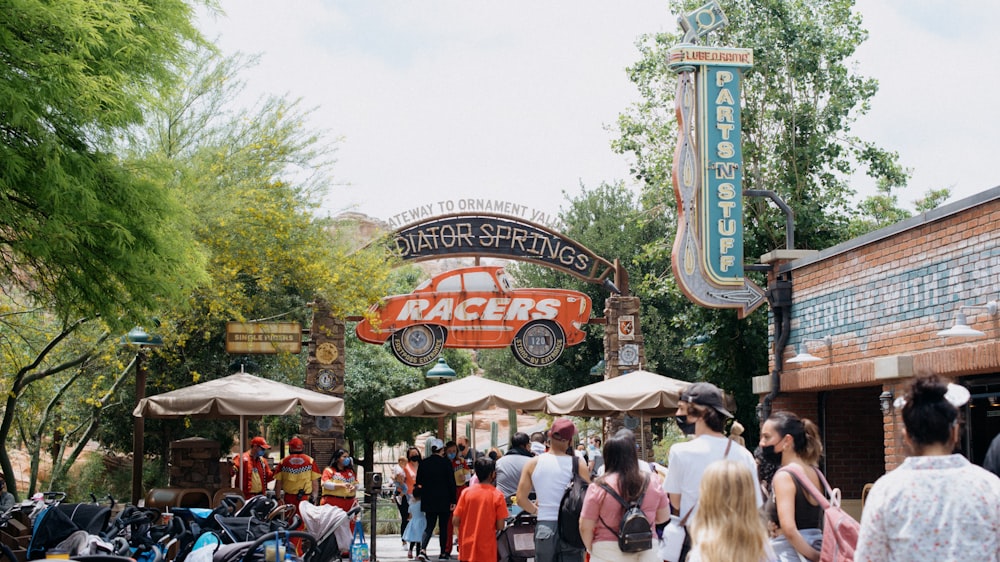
[296, 502, 359, 562]
[497, 512, 536, 562]
[211, 530, 316, 562]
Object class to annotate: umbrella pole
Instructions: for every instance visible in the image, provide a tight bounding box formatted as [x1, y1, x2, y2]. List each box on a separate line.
[471, 412, 476, 456]
[239, 416, 247, 495]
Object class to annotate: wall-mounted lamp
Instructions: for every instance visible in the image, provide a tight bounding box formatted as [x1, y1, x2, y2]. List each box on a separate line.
[937, 300, 998, 337]
[879, 391, 894, 415]
[786, 335, 833, 364]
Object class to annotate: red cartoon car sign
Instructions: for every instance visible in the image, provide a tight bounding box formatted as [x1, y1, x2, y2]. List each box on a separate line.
[356, 266, 592, 367]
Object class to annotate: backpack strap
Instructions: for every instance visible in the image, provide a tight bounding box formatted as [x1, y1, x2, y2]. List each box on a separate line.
[778, 464, 831, 510]
[597, 474, 649, 534]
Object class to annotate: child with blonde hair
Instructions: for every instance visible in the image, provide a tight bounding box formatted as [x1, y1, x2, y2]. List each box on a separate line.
[687, 460, 775, 562]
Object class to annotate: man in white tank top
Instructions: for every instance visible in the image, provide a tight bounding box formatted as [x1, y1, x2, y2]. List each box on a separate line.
[515, 418, 590, 562]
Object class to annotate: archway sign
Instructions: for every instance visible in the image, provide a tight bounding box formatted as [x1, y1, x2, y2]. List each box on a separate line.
[354, 211, 625, 369]
[667, 1, 765, 319]
[391, 212, 618, 287]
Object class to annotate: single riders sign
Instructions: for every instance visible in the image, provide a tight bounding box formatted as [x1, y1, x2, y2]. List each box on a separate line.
[667, 2, 765, 319]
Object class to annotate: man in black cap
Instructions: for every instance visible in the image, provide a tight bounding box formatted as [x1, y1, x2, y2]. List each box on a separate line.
[662, 382, 761, 560]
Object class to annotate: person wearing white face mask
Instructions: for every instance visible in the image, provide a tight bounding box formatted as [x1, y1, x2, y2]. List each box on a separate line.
[232, 435, 274, 499]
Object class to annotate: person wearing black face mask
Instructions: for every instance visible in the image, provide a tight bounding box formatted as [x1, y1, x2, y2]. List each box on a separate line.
[759, 411, 825, 562]
[662, 383, 761, 562]
[674, 414, 696, 436]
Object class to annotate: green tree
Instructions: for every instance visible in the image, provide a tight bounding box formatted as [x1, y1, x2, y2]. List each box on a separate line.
[0, 0, 210, 327]
[609, 0, 913, 441]
[91, 48, 397, 482]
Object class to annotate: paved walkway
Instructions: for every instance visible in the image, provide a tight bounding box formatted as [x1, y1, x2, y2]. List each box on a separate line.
[366, 533, 449, 562]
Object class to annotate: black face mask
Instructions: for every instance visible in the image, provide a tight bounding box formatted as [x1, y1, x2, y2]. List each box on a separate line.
[760, 444, 782, 465]
[408, 455, 420, 462]
[675, 415, 696, 435]
[458, 444, 466, 452]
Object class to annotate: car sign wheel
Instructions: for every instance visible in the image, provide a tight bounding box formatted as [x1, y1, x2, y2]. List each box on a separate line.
[511, 320, 566, 367]
[390, 324, 446, 368]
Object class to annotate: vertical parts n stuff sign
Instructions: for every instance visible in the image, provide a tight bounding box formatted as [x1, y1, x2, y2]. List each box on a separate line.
[667, 4, 765, 319]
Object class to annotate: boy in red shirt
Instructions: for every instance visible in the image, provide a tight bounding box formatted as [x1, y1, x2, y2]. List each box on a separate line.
[452, 457, 508, 562]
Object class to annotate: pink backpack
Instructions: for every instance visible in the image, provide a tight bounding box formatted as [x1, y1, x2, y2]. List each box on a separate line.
[779, 464, 861, 562]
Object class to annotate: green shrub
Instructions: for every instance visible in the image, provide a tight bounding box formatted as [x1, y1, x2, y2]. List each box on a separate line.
[65, 453, 164, 504]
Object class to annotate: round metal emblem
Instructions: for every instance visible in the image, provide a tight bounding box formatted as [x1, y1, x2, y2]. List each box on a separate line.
[317, 369, 335, 390]
[316, 342, 338, 365]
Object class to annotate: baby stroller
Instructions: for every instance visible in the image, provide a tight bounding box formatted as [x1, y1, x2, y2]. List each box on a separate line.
[296, 502, 359, 562]
[210, 530, 316, 562]
[497, 512, 536, 562]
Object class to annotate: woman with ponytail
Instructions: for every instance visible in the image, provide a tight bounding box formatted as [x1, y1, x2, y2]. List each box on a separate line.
[854, 375, 1000, 561]
[758, 411, 826, 562]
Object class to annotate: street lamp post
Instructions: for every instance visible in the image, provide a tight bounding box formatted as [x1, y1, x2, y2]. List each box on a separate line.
[425, 358, 456, 440]
[122, 326, 163, 505]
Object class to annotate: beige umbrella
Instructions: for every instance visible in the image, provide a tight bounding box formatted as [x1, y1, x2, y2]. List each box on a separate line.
[133, 372, 344, 418]
[133, 372, 344, 497]
[384, 375, 548, 417]
[384, 375, 548, 452]
[545, 369, 692, 418]
[546, 370, 692, 459]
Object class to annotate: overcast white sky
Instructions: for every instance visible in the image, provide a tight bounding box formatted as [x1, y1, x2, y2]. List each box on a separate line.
[196, 1, 1000, 225]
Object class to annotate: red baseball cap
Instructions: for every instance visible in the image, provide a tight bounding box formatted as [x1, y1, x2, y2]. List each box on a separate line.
[288, 437, 304, 451]
[550, 418, 577, 441]
[251, 436, 271, 449]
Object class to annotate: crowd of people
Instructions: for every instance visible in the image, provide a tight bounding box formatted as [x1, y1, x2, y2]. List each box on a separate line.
[229, 374, 1000, 562]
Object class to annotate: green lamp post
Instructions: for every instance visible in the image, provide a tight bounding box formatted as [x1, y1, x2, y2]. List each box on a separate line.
[123, 326, 163, 505]
[426, 358, 456, 440]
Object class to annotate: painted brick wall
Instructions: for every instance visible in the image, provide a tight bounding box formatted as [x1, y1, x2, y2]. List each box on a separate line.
[777, 195, 1000, 382]
[769, 189, 1000, 476]
[823, 388, 885, 498]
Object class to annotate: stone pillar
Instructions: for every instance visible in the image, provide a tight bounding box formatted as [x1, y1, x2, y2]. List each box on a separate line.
[602, 295, 653, 461]
[302, 300, 346, 469]
[169, 437, 221, 489]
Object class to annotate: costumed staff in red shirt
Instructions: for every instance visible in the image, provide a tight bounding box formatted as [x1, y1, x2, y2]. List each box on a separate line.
[321, 448, 359, 532]
[274, 437, 321, 514]
[232, 436, 274, 499]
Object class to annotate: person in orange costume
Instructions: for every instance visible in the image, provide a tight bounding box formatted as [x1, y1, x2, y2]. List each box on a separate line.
[274, 437, 321, 513]
[232, 436, 274, 499]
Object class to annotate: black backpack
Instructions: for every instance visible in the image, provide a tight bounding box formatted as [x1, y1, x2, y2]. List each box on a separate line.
[557, 458, 588, 548]
[598, 475, 653, 553]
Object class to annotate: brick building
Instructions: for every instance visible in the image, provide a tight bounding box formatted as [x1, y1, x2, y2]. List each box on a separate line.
[754, 186, 1000, 502]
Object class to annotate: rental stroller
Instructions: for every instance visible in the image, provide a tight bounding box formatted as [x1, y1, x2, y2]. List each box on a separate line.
[497, 512, 536, 562]
[296, 502, 359, 562]
[210, 530, 317, 562]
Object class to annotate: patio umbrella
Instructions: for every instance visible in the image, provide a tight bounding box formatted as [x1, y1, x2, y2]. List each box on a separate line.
[546, 369, 693, 458]
[384, 375, 549, 452]
[133, 372, 344, 497]
[545, 369, 691, 417]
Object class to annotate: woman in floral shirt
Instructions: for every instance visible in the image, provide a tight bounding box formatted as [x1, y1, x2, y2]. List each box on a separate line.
[855, 375, 1000, 561]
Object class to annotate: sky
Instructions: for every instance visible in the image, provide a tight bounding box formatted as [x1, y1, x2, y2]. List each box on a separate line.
[195, 1, 1000, 226]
